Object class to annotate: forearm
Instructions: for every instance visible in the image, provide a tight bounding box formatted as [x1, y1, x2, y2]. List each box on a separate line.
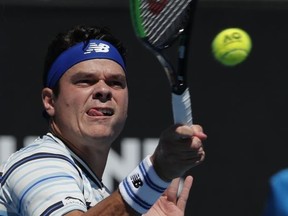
[66, 155, 173, 216]
[87, 189, 140, 216]
[65, 190, 140, 216]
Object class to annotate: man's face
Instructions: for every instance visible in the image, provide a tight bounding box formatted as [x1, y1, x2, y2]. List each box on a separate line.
[46, 59, 128, 146]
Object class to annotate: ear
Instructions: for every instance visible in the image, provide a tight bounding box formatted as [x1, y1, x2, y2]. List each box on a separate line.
[42, 87, 56, 117]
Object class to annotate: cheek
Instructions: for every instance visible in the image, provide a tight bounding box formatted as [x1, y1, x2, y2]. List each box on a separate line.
[113, 91, 128, 121]
[56, 92, 83, 114]
[119, 92, 129, 114]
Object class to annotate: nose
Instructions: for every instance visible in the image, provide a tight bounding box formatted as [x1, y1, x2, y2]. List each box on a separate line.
[93, 80, 112, 102]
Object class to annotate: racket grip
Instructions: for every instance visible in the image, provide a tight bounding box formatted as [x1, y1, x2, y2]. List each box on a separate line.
[172, 88, 193, 126]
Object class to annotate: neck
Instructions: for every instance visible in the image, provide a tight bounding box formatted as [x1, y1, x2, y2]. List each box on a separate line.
[66, 135, 110, 179]
[49, 124, 111, 179]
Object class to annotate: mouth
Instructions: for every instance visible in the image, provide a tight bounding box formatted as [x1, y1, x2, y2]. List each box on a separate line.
[87, 107, 114, 117]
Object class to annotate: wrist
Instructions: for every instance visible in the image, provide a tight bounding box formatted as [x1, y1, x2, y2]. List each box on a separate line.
[119, 155, 171, 214]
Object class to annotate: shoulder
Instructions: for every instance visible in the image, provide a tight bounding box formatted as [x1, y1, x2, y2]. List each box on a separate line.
[270, 168, 288, 187]
[264, 168, 288, 216]
[0, 134, 74, 174]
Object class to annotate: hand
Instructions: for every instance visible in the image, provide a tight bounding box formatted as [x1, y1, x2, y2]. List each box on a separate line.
[144, 176, 193, 216]
[151, 124, 207, 181]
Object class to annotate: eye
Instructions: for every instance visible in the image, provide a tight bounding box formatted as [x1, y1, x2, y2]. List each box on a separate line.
[107, 79, 126, 89]
[75, 79, 94, 86]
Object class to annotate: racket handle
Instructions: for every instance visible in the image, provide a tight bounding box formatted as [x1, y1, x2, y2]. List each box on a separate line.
[172, 88, 193, 126]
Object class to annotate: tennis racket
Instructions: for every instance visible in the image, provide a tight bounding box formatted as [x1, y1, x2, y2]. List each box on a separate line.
[130, 0, 197, 126]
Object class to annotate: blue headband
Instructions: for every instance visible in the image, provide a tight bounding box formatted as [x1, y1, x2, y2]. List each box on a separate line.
[46, 39, 126, 88]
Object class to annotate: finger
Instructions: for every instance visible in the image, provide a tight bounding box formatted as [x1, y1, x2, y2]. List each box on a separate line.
[165, 177, 181, 203]
[175, 136, 204, 151]
[177, 175, 193, 210]
[178, 153, 204, 165]
[175, 125, 195, 139]
[192, 136, 204, 148]
[187, 150, 206, 166]
[175, 125, 207, 141]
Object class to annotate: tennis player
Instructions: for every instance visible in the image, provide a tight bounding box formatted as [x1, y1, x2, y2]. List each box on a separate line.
[0, 25, 207, 216]
[263, 169, 288, 216]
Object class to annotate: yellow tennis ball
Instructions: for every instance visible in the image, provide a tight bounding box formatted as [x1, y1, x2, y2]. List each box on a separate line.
[212, 28, 252, 66]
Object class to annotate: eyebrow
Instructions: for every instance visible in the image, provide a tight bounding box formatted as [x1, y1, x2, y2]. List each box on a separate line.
[71, 71, 94, 78]
[70, 71, 126, 81]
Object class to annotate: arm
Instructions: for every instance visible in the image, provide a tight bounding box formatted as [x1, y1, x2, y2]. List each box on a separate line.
[65, 190, 140, 216]
[66, 176, 194, 216]
[118, 124, 206, 215]
[44, 124, 206, 216]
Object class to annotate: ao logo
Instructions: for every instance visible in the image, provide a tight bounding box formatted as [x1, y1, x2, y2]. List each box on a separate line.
[223, 32, 242, 44]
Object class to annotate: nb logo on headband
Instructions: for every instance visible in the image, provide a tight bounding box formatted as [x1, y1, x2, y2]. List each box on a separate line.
[84, 42, 110, 54]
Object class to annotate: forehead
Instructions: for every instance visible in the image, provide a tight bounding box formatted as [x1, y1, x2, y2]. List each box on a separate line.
[65, 58, 126, 77]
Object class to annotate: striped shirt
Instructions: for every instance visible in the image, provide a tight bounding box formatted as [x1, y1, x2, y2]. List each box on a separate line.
[0, 133, 110, 216]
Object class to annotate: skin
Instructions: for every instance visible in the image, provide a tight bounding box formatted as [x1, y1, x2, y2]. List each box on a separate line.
[42, 58, 207, 215]
[144, 176, 194, 216]
[42, 59, 128, 177]
[152, 124, 206, 181]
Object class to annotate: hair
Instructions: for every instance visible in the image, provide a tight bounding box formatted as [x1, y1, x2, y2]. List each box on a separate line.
[42, 25, 127, 119]
[43, 25, 127, 88]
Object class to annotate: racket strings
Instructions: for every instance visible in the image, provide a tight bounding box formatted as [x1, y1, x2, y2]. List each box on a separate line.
[140, 0, 192, 48]
[141, 1, 184, 44]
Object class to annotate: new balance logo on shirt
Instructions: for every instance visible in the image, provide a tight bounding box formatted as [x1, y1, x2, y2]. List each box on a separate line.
[84, 42, 110, 54]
